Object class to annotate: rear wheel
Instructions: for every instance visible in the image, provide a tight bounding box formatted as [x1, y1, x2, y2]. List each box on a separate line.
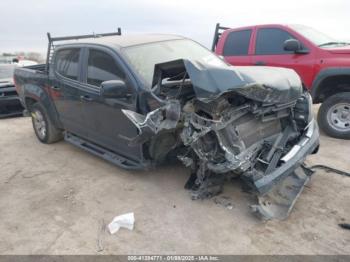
[31, 103, 63, 143]
[318, 92, 350, 139]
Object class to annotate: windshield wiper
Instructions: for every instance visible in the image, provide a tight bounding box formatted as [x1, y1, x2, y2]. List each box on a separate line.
[319, 41, 350, 47]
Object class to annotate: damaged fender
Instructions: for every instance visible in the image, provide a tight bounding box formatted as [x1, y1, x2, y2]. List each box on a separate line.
[122, 100, 181, 145]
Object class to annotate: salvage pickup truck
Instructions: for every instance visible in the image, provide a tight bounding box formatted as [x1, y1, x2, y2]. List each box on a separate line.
[14, 31, 319, 219]
[212, 23, 350, 139]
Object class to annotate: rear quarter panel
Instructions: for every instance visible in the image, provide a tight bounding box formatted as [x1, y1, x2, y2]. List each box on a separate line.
[14, 67, 63, 128]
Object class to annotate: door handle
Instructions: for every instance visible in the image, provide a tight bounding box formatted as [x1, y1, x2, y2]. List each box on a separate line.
[254, 61, 266, 66]
[51, 86, 60, 90]
[80, 95, 93, 102]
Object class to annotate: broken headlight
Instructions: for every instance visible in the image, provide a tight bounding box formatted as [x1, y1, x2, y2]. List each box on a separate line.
[294, 91, 313, 127]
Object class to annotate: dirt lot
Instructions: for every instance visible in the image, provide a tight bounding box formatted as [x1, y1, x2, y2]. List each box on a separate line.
[0, 106, 349, 255]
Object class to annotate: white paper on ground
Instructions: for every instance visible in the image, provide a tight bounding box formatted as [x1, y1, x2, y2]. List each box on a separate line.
[108, 212, 135, 234]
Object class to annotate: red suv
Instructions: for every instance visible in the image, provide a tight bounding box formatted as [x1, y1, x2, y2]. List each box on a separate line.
[213, 23, 350, 139]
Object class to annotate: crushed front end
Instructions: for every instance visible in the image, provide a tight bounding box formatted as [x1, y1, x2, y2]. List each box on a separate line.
[123, 59, 320, 220]
[179, 89, 319, 219]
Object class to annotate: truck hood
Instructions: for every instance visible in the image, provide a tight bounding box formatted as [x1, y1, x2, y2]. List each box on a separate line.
[327, 46, 350, 54]
[152, 59, 302, 104]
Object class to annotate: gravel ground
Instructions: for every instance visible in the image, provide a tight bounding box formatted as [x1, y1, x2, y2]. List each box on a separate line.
[0, 106, 349, 254]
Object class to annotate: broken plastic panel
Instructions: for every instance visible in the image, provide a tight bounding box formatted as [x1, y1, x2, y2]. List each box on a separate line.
[251, 166, 313, 220]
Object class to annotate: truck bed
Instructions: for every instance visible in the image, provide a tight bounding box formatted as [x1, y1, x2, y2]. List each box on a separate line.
[14, 63, 48, 103]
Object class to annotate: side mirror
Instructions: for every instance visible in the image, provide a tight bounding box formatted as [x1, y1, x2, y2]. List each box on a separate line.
[100, 80, 130, 99]
[283, 39, 309, 54]
[283, 39, 301, 52]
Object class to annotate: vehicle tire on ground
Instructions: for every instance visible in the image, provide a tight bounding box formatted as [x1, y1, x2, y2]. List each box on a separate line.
[30, 102, 63, 143]
[317, 92, 350, 139]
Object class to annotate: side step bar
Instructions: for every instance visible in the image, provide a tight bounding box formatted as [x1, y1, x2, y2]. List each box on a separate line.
[64, 132, 146, 170]
[0, 111, 24, 118]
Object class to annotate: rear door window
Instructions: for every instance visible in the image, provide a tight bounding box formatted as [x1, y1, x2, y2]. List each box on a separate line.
[55, 48, 80, 80]
[255, 28, 295, 55]
[87, 49, 125, 87]
[223, 30, 252, 56]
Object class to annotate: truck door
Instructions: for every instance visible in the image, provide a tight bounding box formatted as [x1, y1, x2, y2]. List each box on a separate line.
[50, 47, 89, 138]
[79, 47, 142, 162]
[251, 27, 315, 85]
[218, 29, 253, 65]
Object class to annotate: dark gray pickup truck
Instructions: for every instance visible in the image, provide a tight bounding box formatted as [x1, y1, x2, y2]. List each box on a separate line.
[14, 31, 319, 219]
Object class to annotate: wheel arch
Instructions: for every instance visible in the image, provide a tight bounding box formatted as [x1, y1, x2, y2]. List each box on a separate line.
[311, 68, 350, 103]
[23, 85, 63, 129]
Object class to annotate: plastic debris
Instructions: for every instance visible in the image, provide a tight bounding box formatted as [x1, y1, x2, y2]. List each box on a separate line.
[213, 195, 234, 210]
[108, 212, 135, 234]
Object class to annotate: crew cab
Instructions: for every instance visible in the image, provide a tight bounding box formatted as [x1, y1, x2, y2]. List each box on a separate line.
[14, 31, 319, 219]
[212, 23, 350, 139]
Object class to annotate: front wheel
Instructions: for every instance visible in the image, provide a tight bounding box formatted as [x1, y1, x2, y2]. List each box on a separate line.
[317, 92, 350, 139]
[31, 103, 63, 143]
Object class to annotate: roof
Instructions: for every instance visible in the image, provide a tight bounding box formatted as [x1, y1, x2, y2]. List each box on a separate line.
[222, 24, 298, 33]
[56, 34, 186, 49]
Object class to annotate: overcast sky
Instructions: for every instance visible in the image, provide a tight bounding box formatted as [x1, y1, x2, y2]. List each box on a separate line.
[0, 0, 349, 54]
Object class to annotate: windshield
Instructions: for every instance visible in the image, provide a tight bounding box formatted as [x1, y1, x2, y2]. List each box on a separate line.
[123, 39, 227, 86]
[0, 64, 17, 79]
[289, 24, 347, 47]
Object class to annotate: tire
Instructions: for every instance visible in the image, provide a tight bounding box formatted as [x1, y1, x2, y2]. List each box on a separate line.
[317, 92, 350, 139]
[31, 102, 63, 143]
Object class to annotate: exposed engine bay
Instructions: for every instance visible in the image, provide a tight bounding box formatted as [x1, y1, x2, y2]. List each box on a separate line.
[123, 59, 319, 220]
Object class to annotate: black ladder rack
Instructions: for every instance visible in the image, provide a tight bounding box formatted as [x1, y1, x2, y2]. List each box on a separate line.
[211, 23, 230, 52]
[45, 28, 122, 72]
